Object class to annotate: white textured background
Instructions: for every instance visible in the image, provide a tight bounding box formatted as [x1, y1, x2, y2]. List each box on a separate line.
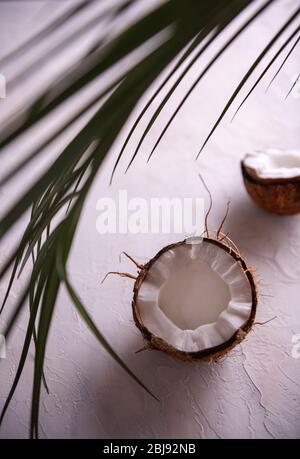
[0, 0, 300, 439]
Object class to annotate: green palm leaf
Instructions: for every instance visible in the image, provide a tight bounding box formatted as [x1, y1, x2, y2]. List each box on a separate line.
[197, 6, 300, 156]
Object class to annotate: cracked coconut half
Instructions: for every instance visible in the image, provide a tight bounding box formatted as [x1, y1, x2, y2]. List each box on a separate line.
[131, 236, 257, 361]
[242, 149, 300, 214]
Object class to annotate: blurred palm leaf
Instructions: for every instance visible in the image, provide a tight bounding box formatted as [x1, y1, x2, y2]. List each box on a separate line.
[0, 0, 299, 438]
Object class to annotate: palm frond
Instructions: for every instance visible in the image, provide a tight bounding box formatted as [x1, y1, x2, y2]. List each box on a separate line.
[124, 0, 257, 170]
[146, 0, 275, 162]
[285, 72, 300, 99]
[197, 5, 300, 157]
[231, 23, 300, 120]
[266, 33, 300, 91]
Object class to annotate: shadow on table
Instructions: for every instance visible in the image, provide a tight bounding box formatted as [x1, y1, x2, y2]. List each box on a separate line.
[218, 195, 300, 257]
[82, 331, 231, 439]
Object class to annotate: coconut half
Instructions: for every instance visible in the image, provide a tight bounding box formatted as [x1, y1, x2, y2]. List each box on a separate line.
[132, 238, 257, 361]
[242, 149, 300, 214]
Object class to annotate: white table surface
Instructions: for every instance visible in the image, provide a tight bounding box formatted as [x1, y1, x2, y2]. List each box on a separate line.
[0, 0, 299, 439]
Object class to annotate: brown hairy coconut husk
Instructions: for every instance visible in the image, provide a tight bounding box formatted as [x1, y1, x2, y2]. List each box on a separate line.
[103, 234, 257, 363]
[241, 150, 300, 215]
[131, 236, 257, 362]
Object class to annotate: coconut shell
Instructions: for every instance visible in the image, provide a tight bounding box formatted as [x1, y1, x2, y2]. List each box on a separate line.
[241, 162, 300, 215]
[132, 238, 257, 362]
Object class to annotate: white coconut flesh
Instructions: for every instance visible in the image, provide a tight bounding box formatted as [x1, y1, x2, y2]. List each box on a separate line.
[136, 241, 253, 353]
[243, 149, 300, 179]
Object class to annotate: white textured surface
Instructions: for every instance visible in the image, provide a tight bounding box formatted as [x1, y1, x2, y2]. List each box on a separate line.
[0, 0, 300, 439]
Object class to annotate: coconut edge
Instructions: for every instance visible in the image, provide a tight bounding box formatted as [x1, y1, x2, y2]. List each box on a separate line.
[241, 161, 300, 215]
